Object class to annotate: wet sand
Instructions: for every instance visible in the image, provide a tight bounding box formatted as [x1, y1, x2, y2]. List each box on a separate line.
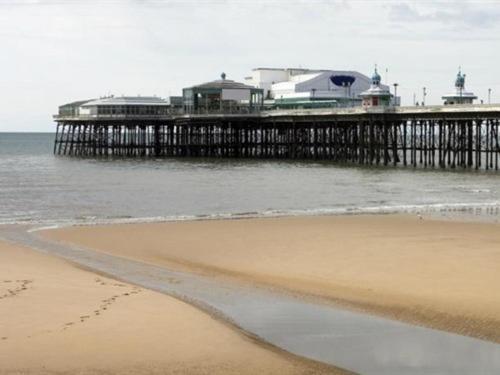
[42, 214, 500, 343]
[0, 240, 342, 375]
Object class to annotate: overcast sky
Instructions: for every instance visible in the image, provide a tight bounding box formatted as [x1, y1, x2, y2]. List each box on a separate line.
[1, 0, 500, 132]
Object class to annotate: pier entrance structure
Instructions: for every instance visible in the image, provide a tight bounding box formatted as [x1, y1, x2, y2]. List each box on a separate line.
[54, 104, 500, 171]
[360, 68, 392, 108]
[442, 69, 477, 105]
[183, 73, 264, 114]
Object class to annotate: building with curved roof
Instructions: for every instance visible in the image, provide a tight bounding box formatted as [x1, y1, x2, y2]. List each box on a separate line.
[183, 73, 264, 114]
[244, 67, 391, 107]
[79, 96, 170, 116]
[57, 96, 171, 118]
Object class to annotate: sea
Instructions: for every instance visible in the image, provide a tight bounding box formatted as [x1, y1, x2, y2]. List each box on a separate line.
[1, 132, 499, 226]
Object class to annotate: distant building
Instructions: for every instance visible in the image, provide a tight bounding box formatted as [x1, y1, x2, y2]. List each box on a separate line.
[58, 99, 94, 117]
[79, 96, 170, 116]
[442, 69, 477, 105]
[183, 73, 264, 114]
[359, 67, 393, 107]
[167, 96, 184, 113]
[244, 67, 391, 108]
[57, 96, 171, 118]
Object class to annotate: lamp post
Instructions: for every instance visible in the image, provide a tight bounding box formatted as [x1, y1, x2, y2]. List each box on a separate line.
[422, 87, 427, 106]
[488, 88, 492, 104]
[393, 83, 399, 106]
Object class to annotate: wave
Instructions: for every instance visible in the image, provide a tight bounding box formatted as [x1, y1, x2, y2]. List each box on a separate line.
[11, 201, 498, 232]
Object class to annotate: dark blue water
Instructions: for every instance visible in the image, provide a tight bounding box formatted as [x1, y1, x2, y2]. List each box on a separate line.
[1, 132, 499, 225]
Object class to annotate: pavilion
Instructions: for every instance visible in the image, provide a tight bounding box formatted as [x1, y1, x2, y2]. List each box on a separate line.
[183, 73, 264, 114]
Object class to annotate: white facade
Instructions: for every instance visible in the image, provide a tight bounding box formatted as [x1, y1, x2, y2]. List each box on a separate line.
[442, 70, 477, 105]
[245, 68, 389, 103]
[442, 90, 477, 105]
[245, 68, 290, 98]
[359, 68, 392, 107]
[78, 96, 170, 116]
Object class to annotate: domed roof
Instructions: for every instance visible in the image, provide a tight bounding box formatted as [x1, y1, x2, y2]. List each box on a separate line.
[455, 69, 465, 89]
[371, 67, 381, 85]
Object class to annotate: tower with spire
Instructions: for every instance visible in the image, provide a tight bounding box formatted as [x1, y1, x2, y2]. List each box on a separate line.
[442, 68, 477, 105]
[359, 65, 392, 107]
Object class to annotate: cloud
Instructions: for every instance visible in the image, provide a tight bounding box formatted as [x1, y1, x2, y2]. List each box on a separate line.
[388, 1, 500, 30]
[1, 0, 500, 131]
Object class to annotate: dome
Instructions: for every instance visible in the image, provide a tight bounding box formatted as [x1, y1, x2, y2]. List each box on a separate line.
[371, 67, 381, 85]
[455, 69, 465, 89]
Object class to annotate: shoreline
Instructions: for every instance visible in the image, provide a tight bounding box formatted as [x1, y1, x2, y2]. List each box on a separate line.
[39, 213, 500, 344]
[0, 199, 497, 229]
[0, 238, 346, 375]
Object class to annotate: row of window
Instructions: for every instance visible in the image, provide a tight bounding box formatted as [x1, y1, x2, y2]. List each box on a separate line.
[96, 105, 169, 115]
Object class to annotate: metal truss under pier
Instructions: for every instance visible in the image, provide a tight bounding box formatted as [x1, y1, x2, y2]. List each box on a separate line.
[54, 106, 500, 170]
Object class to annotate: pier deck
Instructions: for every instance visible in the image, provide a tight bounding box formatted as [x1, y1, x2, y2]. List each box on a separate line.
[54, 105, 500, 170]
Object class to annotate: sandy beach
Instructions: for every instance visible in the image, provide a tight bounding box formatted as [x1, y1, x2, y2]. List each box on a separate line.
[42, 214, 500, 343]
[0, 239, 342, 375]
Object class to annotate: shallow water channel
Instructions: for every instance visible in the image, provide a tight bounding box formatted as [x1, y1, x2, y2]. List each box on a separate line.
[2, 225, 500, 375]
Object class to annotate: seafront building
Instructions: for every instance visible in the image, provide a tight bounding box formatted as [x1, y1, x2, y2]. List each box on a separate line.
[57, 66, 401, 117]
[442, 69, 477, 105]
[182, 73, 264, 114]
[57, 96, 173, 118]
[53, 66, 500, 170]
[58, 99, 95, 117]
[56, 67, 482, 119]
[244, 67, 393, 108]
[80, 96, 171, 116]
[359, 67, 393, 107]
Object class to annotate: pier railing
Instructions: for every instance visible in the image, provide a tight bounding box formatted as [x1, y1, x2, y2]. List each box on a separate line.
[53, 105, 500, 170]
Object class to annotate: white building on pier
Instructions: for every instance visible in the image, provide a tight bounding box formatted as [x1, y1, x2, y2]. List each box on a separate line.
[245, 67, 393, 108]
[57, 96, 174, 118]
[359, 67, 393, 107]
[442, 69, 477, 105]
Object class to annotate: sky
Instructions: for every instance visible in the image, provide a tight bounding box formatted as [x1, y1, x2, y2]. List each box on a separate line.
[1, 0, 500, 132]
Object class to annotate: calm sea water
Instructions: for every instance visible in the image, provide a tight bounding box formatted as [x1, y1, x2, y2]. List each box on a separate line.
[1, 132, 499, 226]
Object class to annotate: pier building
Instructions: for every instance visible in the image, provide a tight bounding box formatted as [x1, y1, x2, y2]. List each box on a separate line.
[183, 73, 264, 114]
[53, 68, 499, 171]
[58, 96, 171, 118]
[442, 69, 477, 105]
[79, 96, 170, 116]
[359, 67, 393, 107]
[244, 67, 390, 107]
[58, 99, 94, 117]
[54, 101, 500, 171]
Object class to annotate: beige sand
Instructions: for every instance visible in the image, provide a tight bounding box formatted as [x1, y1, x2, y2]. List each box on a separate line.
[43, 214, 500, 343]
[0, 240, 343, 375]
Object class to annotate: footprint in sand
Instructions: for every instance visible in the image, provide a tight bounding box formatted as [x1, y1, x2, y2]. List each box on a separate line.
[0, 279, 33, 299]
[79, 315, 90, 322]
[64, 284, 142, 331]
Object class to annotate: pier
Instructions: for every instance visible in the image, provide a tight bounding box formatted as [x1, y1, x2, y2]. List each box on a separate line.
[54, 105, 500, 170]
